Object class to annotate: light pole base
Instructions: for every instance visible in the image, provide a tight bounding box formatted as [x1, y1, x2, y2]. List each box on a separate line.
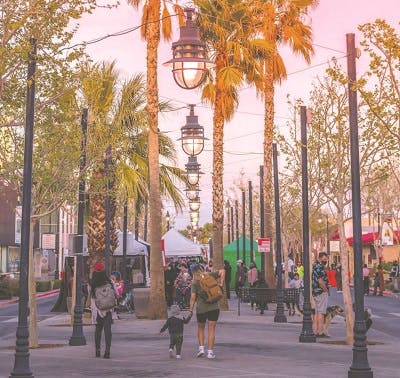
[69, 336, 86, 346]
[299, 334, 316, 343]
[348, 369, 373, 378]
[9, 373, 34, 378]
[274, 314, 287, 323]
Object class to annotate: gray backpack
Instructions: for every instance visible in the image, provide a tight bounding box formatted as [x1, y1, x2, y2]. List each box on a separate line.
[94, 283, 117, 311]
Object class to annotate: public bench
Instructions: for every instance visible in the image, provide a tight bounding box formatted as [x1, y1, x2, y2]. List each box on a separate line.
[237, 287, 300, 316]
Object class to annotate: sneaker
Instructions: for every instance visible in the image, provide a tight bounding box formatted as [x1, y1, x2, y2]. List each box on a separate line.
[176, 355, 181, 359]
[169, 348, 174, 358]
[207, 351, 216, 359]
[196, 348, 205, 358]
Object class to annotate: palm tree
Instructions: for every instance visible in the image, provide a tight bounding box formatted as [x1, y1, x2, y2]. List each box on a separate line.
[256, 0, 315, 287]
[195, 0, 270, 307]
[81, 64, 186, 278]
[127, 0, 184, 319]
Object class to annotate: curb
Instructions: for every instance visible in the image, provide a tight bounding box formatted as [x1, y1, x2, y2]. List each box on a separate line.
[0, 289, 59, 308]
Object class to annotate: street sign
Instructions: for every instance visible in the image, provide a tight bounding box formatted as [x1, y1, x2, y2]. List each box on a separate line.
[258, 238, 271, 253]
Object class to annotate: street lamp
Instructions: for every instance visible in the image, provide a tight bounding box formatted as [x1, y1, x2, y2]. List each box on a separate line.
[190, 211, 199, 223]
[10, 37, 36, 378]
[166, 211, 170, 231]
[189, 197, 201, 212]
[179, 105, 208, 156]
[185, 156, 203, 185]
[163, 8, 214, 89]
[347, 33, 373, 377]
[185, 185, 200, 200]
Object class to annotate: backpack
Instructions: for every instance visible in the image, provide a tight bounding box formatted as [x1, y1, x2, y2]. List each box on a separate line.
[199, 273, 223, 304]
[94, 283, 117, 311]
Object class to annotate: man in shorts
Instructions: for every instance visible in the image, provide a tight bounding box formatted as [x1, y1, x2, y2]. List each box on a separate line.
[189, 264, 225, 359]
[312, 252, 329, 337]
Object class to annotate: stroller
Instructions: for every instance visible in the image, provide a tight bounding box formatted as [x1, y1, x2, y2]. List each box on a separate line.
[115, 287, 134, 314]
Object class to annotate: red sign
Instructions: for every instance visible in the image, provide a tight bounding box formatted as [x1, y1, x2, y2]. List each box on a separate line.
[258, 238, 271, 253]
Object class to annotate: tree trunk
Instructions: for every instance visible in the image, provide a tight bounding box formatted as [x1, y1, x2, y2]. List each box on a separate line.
[146, 0, 166, 319]
[212, 53, 228, 310]
[263, 61, 275, 288]
[29, 220, 38, 348]
[338, 207, 354, 345]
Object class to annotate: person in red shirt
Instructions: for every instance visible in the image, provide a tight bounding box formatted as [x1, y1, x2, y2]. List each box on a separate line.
[326, 264, 337, 288]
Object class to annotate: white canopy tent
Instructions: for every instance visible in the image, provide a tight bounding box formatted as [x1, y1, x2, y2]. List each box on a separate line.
[162, 229, 202, 258]
[114, 230, 149, 256]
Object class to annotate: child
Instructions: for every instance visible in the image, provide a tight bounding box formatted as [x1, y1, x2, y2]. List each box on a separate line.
[160, 305, 191, 359]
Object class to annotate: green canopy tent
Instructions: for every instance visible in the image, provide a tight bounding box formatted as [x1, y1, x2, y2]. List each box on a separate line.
[223, 236, 260, 289]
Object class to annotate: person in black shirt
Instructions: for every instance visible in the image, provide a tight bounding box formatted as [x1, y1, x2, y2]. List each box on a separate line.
[160, 305, 191, 359]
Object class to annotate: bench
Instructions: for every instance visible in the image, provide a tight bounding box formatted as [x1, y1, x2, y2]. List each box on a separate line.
[237, 287, 300, 316]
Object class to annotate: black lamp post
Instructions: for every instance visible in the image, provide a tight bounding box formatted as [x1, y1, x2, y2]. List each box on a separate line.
[249, 181, 254, 263]
[104, 145, 112, 276]
[273, 143, 287, 323]
[347, 33, 373, 378]
[163, 7, 214, 89]
[69, 108, 88, 347]
[299, 106, 316, 343]
[122, 201, 128, 282]
[10, 37, 36, 378]
[242, 189, 246, 265]
[235, 200, 240, 261]
[260, 165, 265, 281]
[166, 211, 171, 231]
[185, 156, 203, 185]
[179, 105, 208, 156]
[227, 204, 231, 244]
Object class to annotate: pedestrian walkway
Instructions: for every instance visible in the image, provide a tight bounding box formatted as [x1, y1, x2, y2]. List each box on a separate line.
[0, 298, 398, 378]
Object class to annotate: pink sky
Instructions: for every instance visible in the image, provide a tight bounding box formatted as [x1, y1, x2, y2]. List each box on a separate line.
[73, 0, 400, 230]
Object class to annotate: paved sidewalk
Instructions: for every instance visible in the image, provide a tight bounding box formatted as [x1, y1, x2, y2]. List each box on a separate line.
[0, 298, 398, 378]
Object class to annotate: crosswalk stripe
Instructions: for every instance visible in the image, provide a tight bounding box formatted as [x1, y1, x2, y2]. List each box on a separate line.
[370, 314, 382, 319]
[388, 313, 400, 317]
[3, 316, 18, 323]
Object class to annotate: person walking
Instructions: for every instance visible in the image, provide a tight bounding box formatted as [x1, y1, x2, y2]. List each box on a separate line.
[223, 260, 232, 300]
[174, 265, 192, 309]
[373, 265, 384, 296]
[312, 252, 329, 337]
[189, 264, 225, 359]
[247, 262, 259, 309]
[159, 305, 191, 359]
[326, 264, 337, 288]
[165, 263, 177, 307]
[235, 260, 246, 297]
[90, 263, 117, 359]
[287, 273, 301, 316]
[362, 264, 370, 295]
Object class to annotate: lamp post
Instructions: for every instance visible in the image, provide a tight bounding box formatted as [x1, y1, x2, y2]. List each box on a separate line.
[235, 200, 240, 261]
[260, 165, 265, 280]
[189, 197, 201, 212]
[179, 105, 208, 156]
[230, 204, 234, 242]
[273, 143, 287, 323]
[249, 181, 254, 263]
[166, 211, 170, 231]
[163, 8, 214, 89]
[104, 145, 111, 276]
[347, 33, 373, 378]
[242, 189, 246, 265]
[299, 106, 316, 343]
[10, 37, 36, 378]
[227, 204, 231, 244]
[69, 108, 88, 347]
[122, 201, 128, 282]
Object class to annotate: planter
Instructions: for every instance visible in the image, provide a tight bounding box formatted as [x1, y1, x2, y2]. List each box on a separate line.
[132, 287, 150, 319]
